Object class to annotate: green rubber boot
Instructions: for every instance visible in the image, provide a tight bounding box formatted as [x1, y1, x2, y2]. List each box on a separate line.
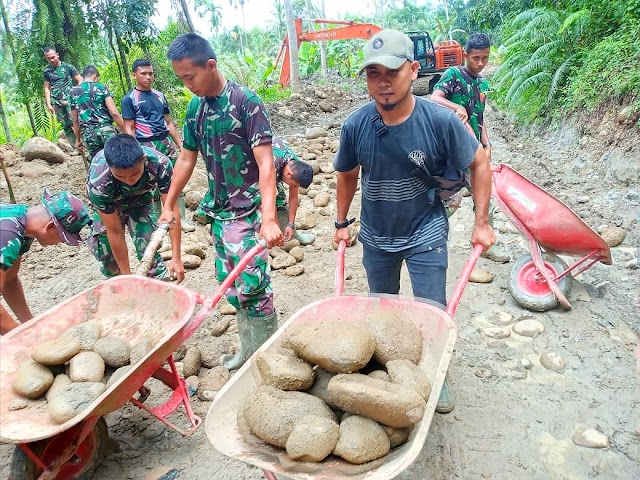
[277, 210, 315, 246]
[436, 374, 455, 414]
[220, 309, 253, 370]
[178, 195, 196, 232]
[249, 311, 278, 351]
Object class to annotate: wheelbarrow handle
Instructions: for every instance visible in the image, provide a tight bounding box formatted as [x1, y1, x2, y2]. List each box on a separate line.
[180, 239, 267, 342]
[335, 240, 347, 296]
[446, 243, 484, 318]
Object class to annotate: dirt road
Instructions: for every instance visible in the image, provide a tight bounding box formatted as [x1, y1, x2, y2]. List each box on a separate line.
[1, 85, 638, 479]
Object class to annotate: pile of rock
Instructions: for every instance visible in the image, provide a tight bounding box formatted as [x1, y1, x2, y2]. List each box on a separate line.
[269, 86, 351, 126]
[10, 321, 156, 423]
[158, 230, 211, 269]
[239, 314, 430, 466]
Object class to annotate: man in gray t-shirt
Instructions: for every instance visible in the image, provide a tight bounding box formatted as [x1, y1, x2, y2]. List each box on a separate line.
[333, 29, 495, 414]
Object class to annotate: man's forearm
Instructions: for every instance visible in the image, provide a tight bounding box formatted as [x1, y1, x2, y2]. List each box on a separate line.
[106, 229, 131, 274]
[165, 152, 196, 211]
[168, 125, 182, 149]
[336, 171, 358, 221]
[0, 303, 20, 334]
[288, 189, 299, 224]
[470, 149, 491, 225]
[3, 276, 33, 322]
[169, 202, 182, 259]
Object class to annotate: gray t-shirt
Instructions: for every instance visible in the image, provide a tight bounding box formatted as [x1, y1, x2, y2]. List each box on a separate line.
[334, 97, 478, 253]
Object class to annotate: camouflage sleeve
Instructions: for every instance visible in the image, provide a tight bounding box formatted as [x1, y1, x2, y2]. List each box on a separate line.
[0, 217, 24, 270]
[104, 85, 112, 98]
[69, 64, 80, 78]
[433, 67, 458, 95]
[182, 96, 201, 152]
[156, 153, 174, 194]
[240, 89, 273, 149]
[43, 69, 50, 82]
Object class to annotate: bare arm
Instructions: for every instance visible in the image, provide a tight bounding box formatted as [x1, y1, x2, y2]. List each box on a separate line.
[0, 259, 32, 331]
[334, 167, 360, 245]
[71, 109, 83, 151]
[480, 123, 491, 162]
[431, 90, 469, 122]
[164, 114, 182, 150]
[160, 192, 184, 283]
[253, 143, 283, 247]
[98, 210, 131, 275]
[284, 185, 300, 241]
[123, 119, 136, 136]
[73, 74, 83, 85]
[159, 149, 198, 225]
[105, 97, 124, 130]
[44, 80, 54, 114]
[468, 145, 495, 251]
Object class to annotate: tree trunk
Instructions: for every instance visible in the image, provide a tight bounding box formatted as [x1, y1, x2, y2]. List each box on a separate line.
[319, 0, 328, 78]
[0, 90, 11, 142]
[1, 0, 37, 135]
[283, 0, 301, 93]
[179, 0, 196, 33]
[114, 28, 133, 91]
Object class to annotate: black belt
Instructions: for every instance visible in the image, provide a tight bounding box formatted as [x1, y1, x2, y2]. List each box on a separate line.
[139, 131, 169, 142]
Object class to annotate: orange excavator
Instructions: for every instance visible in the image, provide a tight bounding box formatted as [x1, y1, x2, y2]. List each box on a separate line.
[275, 18, 464, 94]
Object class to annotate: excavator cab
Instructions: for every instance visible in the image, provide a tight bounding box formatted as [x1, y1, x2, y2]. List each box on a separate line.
[407, 31, 437, 73]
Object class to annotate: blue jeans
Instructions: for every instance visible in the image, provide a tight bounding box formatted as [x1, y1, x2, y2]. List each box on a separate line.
[362, 243, 448, 308]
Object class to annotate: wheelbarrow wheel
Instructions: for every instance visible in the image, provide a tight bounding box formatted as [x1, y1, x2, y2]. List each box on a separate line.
[509, 253, 572, 312]
[10, 417, 109, 480]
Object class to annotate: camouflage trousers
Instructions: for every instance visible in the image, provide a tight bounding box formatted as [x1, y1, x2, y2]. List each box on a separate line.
[87, 203, 167, 279]
[139, 137, 178, 165]
[212, 209, 273, 317]
[81, 124, 117, 160]
[276, 182, 287, 210]
[53, 102, 77, 147]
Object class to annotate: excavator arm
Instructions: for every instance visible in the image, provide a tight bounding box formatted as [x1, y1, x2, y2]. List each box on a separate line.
[276, 18, 382, 87]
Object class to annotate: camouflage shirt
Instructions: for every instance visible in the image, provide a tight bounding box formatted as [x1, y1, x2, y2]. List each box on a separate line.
[0, 204, 34, 270]
[433, 66, 489, 140]
[43, 62, 80, 106]
[183, 80, 273, 220]
[87, 147, 173, 214]
[70, 81, 114, 128]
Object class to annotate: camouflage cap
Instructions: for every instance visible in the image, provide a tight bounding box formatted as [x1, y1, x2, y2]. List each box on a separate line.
[41, 188, 91, 246]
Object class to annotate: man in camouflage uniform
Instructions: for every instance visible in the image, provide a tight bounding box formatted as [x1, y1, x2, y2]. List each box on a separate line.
[86, 134, 184, 282]
[195, 136, 315, 244]
[163, 33, 283, 370]
[0, 190, 90, 333]
[70, 65, 125, 160]
[272, 136, 315, 245]
[43, 46, 83, 148]
[432, 33, 509, 264]
[122, 58, 194, 232]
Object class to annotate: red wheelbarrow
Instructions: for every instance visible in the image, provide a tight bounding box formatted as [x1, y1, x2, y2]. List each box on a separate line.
[205, 241, 483, 479]
[0, 242, 264, 479]
[491, 164, 612, 312]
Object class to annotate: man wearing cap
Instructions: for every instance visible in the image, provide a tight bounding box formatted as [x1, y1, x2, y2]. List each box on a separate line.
[0, 190, 91, 334]
[333, 29, 495, 413]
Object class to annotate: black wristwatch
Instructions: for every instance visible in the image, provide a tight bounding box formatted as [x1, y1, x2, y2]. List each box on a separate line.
[335, 218, 355, 229]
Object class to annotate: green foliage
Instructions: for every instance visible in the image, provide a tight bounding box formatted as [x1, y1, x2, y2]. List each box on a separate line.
[492, 2, 639, 124]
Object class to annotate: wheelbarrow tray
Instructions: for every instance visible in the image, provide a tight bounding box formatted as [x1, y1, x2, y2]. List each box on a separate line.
[492, 164, 611, 264]
[0, 276, 199, 444]
[206, 294, 456, 479]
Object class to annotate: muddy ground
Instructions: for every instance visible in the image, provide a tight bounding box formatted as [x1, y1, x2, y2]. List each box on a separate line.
[1, 80, 638, 480]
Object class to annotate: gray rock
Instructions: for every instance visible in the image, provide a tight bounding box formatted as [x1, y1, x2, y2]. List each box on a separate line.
[48, 382, 106, 423]
[198, 366, 230, 401]
[484, 327, 511, 339]
[93, 336, 131, 368]
[313, 192, 331, 208]
[284, 264, 305, 276]
[539, 352, 567, 372]
[69, 351, 105, 382]
[512, 319, 545, 337]
[572, 426, 610, 448]
[182, 346, 202, 378]
[31, 337, 81, 365]
[22, 136, 69, 164]
[62, 321, 104, 351]
[12, 361, 54, 398]
[305, 127, 328, 140]
[271, 253, 297, 270]
[184, 190, 204, 209]
[600, 226, 625, 247]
